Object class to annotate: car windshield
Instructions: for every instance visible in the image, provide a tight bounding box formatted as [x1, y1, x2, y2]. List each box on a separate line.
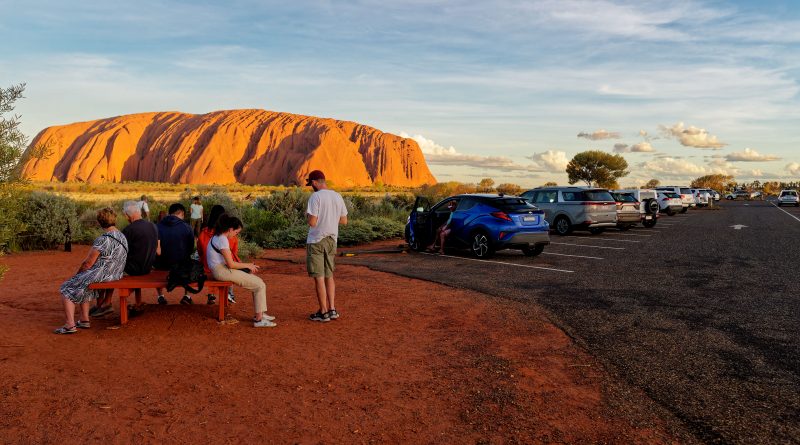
[489, 198, 538, 212]
[612, 193, 637, 202]
[563, 190, 614, 202]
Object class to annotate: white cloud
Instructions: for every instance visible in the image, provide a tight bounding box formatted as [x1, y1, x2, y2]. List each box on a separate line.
[526, 150, 569, 172]
[401, 133, 541, 173]
[578, 129, 620, 140]
[660, 122, 726, 149]
[614, 142, 655, 153]
[639, 156, 739, 178]
[724, 147, 780, 162]
[787, 162, 800, 176]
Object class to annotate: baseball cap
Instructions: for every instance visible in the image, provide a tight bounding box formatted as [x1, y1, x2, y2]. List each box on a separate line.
[305, 170, 325, 186]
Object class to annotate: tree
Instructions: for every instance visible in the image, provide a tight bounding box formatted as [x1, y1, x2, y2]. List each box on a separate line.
[566, 150, 629, 187]
[644, 179, 660, 189]
[477, 177, 495, 192]
[762, 181, 781, 196]
[496, 183, 522, 196]
[543, 181, 558, 187]
[690, 174, 735, 192]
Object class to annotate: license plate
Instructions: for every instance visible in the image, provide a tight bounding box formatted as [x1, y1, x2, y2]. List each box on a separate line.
[523, 216, 537, 222]
[645, 215, 652, 220]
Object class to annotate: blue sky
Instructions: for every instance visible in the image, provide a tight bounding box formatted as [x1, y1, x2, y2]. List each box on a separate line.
[2, 0, 800, 187]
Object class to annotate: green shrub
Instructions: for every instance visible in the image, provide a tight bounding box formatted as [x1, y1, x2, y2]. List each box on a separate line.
[19, 191, 80, 250]
[240, 206, 289, 246]
[361, 216, 405, 240]
[253, 188, 309, 225]
[237, 240, 263, 261]
[338, 220, 377, 245]
[262, 225, 308, 248]
[0, 184, 26, 252]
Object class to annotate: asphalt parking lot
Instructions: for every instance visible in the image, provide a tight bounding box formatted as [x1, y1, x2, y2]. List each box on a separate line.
[341, 200, 800, 444]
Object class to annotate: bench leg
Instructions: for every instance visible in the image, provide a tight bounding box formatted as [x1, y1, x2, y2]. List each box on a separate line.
[134, 288, 142, 306]
[119, 289, 130, 324]
[217, 286, 227, 322]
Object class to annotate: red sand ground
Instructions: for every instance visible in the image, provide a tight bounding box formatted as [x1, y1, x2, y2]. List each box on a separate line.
[0, 245, 683, 444]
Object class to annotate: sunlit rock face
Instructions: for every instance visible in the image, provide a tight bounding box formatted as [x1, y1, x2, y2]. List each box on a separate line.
[21, 109, 437, 187]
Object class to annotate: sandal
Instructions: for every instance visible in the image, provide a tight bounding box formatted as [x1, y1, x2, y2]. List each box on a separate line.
[76, 320, 91, 329]
[53, 325, 77, 335]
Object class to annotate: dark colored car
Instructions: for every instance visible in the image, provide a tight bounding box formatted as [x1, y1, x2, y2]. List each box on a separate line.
[405, 194, 550, 258]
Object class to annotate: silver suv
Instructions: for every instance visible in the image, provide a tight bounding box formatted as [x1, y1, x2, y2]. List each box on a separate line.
[612, 188, 660, 228]
[521, 187, 617, 235]
[778, 190, 799, 206]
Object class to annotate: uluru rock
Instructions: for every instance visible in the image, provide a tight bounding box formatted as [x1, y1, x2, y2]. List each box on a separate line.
[19, 110, 437, 187]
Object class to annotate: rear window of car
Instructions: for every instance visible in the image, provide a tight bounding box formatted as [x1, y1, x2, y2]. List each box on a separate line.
[781, 191, 797, 196]
[612, 193, 637, 202]
[563, 190, 614, 202]
[680, 188, 692, 194]
[663, 192, 680, 198]
[487, 197, 538, 212]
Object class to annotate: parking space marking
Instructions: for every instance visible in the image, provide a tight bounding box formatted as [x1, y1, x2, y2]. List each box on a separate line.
[542, 252, 604, 260]
[421, 252, 574, 273]
[571, 236, 640, 243]
[549, 242, 625, 250]
[770, 202, 800, 223]
[602, 232, 652, 237]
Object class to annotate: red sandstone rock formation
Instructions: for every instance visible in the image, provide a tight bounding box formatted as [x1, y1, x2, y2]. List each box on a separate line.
[20, 110, 437, 187]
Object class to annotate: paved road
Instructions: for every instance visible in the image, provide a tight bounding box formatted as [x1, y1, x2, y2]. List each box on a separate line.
[341, 200, 800, 444]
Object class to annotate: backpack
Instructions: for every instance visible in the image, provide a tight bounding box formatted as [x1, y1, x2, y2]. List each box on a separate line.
[166, 258, 206, 294]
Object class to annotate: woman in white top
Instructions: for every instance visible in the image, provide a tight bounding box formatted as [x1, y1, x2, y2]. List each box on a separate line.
[206, 215, 275, 328]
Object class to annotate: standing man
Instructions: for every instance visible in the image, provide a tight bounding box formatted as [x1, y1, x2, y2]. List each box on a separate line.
[305, 170, 347, 323]
[189, 196, 204, 238]
[154, 203, 195, 304]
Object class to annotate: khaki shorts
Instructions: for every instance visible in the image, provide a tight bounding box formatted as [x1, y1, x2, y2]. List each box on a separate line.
[306, 236, 336, 278]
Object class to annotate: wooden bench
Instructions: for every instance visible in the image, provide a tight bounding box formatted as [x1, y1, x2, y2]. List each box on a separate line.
[88, 270, 234, 325]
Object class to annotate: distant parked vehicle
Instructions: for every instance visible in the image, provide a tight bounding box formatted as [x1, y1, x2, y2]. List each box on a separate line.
[609, 191, 641, 230]
[520, 186, 617, 235]
[777, 190, 799, 206]
[709, 189, 721, 201]
[725, 190, 757, 200]
[612, 189, 659, 228]
[657, 191, 683, 216]
[405, 194, 550, 258]
[690, 188, 711, 207]
[656, 186, 695, 212]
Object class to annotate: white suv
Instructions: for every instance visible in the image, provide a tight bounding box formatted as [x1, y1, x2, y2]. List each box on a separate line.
[778, 190, 799, 206]
[656, 186, 695, 213]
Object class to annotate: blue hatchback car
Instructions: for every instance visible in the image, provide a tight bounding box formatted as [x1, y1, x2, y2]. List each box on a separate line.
[405, 194, 550, 258]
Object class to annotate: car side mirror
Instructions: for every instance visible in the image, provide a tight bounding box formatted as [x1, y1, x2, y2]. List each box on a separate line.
[416, 207, 424, 212]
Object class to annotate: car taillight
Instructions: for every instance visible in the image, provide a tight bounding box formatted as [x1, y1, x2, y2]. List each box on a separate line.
[491, 211, 512, 221]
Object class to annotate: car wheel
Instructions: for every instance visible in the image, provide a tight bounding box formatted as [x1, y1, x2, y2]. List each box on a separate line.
[642, 219, 656, 228]
[405, 227, 422, 251]
[554, 216, 572, 236]
[589, 227, 604, 235]
[665, 208, 675, 216]
[618, 225, 631, 231]
[470, 231, 495, 258]
[522, 245, 544, 257]
[680, 207, 688, 214]
[796, 203, 799, 207]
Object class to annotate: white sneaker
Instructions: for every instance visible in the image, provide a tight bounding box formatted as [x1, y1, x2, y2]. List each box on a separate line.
[253, 318, 277, 328]
[262, 312, 276, 321]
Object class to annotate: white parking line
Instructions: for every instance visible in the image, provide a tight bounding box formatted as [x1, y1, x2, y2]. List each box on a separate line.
[770, 202, 800, 223]
[602, 232, 652, 237]
[549, 242, 625, 250]
[422, 252, 574, 273]
[542, 252, 604, 260]
[571, 236, 640, 243]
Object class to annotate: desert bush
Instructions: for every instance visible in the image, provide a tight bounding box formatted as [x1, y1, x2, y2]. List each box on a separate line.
[262, 225, 309, 249]
[337, 220, 376, 246]
[237, 240, 263, 261]
[18, 191, 80, 250]
[253, 188, 309, 225]
[0, 184, 26, 252]
[240, 206, 289, 246]
[360, 216, 405, 240]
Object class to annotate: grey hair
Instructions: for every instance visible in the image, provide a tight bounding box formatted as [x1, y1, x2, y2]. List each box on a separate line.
[123, 200, 142, 217]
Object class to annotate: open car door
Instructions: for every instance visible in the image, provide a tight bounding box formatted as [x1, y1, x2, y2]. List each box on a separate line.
[408, 196, 434, 250]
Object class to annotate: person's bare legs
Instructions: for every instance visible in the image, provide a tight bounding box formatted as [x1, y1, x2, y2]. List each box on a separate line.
[62, 297, 76, 328]
[438, 230, 448, 254]
[79, 301, 90, 323]
[314, 277, 329, 314]
[325, 276, 335, 312]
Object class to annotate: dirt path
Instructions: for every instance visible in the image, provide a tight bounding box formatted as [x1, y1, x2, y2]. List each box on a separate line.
[0, 246, 683, 444]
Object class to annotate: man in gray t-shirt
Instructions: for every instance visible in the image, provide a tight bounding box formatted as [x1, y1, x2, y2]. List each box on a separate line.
[304, 170, 348, 323]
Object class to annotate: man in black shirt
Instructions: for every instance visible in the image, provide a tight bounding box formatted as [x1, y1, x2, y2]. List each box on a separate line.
[155, 203, 195, 304]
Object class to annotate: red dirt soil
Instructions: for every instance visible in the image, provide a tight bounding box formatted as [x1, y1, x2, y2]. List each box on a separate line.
[0, 246, 681, 444]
